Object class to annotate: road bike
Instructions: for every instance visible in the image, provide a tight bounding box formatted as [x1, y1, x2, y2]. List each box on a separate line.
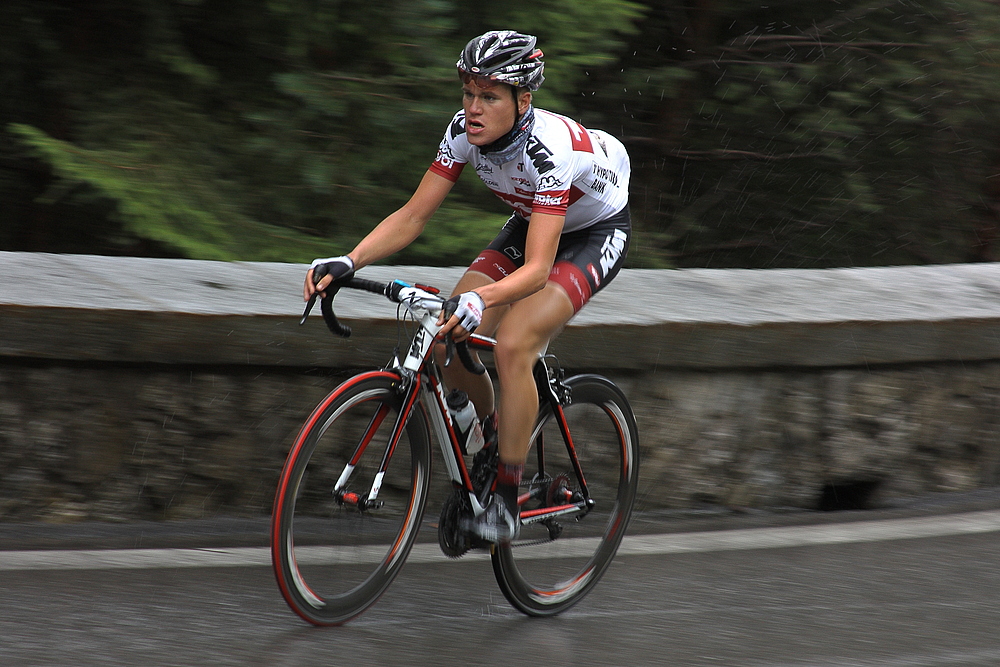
[271, 272, 640, 625]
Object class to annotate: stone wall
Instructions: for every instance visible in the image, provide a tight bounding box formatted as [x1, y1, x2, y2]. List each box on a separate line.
[3, 252, 1000, 521]
[627, 364, 1000, 512]
[0, 362, 338, 521]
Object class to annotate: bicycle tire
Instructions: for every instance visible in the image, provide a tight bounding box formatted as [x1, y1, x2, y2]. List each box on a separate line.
[491, 374, 639, 616]
[271, 372, 432, 626]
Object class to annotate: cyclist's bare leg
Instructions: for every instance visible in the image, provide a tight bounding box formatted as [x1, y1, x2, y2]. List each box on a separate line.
[492, 282, 575, 466]
[436, 270, 506, 419]
[462, 281, 574, 542]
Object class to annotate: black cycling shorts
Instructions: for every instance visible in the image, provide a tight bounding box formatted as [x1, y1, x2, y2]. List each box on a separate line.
[468, 207, 631, 313]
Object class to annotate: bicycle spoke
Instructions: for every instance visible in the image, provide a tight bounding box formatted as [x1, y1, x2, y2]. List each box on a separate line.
[272, 373, 431, 626]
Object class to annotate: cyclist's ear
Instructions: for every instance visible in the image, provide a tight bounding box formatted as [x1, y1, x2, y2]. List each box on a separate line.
[517, 88, 532, 115]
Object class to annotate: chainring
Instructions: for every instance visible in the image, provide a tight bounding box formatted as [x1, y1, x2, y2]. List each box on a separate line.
[437, 489, 476, 558]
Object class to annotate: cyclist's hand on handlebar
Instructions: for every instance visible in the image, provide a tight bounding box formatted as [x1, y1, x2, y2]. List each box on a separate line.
[437, 290, 485, 342]
[304, 255, 355, 300]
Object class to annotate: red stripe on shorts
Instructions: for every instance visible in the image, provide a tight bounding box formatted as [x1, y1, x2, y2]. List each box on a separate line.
[548, 261, 593, 313]
[470, 249, 518, 282]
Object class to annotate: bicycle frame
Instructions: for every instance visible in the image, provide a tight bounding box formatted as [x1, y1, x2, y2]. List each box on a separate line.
[326, 279, 591, 526]
[276, 273, 639, 624]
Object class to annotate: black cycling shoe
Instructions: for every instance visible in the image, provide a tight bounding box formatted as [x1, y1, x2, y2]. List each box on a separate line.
[464, 493, 520, 544]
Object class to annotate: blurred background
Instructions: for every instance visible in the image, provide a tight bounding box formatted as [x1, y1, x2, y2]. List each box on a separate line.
[4, 0, 1000, 270]
[4, 6, 1000, 662]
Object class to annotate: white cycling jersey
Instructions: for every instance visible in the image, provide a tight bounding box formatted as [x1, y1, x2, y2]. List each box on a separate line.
[429, 108, 630, 233]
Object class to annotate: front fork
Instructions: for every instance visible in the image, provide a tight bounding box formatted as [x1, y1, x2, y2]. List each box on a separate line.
[332, 371, 422, 511]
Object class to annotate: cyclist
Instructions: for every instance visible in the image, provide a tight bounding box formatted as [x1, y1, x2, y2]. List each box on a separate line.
[305, 30, 631, 543]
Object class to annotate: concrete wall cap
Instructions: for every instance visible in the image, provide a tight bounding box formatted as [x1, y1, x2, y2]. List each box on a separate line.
[5, 252, 1000, 369]
[6, 251, 1000, 326]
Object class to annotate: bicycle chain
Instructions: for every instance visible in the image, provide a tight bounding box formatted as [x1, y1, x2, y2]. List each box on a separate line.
[508, 476, 565, 549]
[510, 534, 558, 549]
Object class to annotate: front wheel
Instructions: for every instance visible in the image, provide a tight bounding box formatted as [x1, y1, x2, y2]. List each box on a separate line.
[271, 372, 431, 626]
[491, 375, 639, 616]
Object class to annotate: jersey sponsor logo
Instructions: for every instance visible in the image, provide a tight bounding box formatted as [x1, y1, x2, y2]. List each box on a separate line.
[482, 178, 501, 187]
[534, 192, 569, 206]
[491, 188, 533, 208]
[533, 192, 568, 207]
[475, 162, 494, 174]
[599, 229, 628, 277]
[514, 186, 533, 196]
[435, 140, 459, 170]
[512, 176, 531, 186]
[591, 164, 620, 187]
[537, 174, 563, 190]
[450, 114, 466, 139]
[525, 137, 556, 174]
[504, 246, 523, 260]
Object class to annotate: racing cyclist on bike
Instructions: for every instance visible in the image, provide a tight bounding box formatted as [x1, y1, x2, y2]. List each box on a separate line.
[305, 30, 631, 543]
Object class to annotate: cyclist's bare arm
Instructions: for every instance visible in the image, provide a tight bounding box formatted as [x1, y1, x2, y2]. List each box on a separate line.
[438, 211, 565, 339]
[305, 170, 455, 298]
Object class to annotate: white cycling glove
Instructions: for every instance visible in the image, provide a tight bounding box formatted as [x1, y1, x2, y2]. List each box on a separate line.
[309, 255, 355, 284]
[446, 291, 486, 332]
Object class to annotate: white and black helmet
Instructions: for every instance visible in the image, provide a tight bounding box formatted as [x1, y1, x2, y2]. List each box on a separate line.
[456, 30, 545, 91]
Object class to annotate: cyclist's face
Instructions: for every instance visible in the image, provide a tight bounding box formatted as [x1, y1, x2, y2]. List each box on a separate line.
[462, 81, 531, 146]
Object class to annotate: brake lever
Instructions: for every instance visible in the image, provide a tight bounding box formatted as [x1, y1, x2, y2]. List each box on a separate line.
[300, 263, 330, 326]
[440, 298, 458, 367]
[444, 336, 456, 368]
[299, 263, 351, 337]
[300, 293, 318, 325]
[437, 298, 485, 374]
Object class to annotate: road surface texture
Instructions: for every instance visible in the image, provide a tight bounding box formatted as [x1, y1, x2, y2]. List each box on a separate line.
[1, 489, 999, 667]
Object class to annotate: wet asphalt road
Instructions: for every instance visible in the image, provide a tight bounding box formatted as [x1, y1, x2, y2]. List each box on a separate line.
[2, 493, 1000, 667]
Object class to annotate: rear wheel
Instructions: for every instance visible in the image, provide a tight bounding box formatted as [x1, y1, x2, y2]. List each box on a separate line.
[491, 375, 639, 616]
[271, 372, 431, 626]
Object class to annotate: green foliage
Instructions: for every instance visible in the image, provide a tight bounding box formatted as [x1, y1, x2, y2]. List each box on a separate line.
[0, 0, 639, 263]
[5, 0, 1000, 269]
[578, 0, 1000, 267]
[9, 122, 340, 261]
[397, 202, 510, 266]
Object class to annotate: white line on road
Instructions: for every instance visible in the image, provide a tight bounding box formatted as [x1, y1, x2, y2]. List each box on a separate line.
[2, 509, 999, 572]
[617, 508, 1000, 557]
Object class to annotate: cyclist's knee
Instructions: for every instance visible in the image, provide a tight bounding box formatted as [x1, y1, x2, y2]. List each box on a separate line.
[493, 330, 542, 375]
[450, 270, 494, 298]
